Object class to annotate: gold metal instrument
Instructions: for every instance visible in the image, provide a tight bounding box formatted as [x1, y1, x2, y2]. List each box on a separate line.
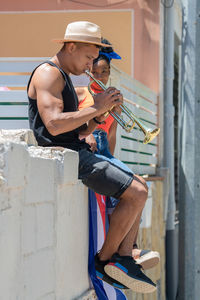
[85, 70, 160, 144]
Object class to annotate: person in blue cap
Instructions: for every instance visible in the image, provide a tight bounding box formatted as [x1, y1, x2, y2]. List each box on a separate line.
[76, 38, 160, 268]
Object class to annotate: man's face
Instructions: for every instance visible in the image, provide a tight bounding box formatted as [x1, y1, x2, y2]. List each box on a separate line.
[69, 43, 99, 75]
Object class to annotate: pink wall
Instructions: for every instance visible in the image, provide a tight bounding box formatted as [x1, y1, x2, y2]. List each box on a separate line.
[1, 0, 160, 92]
[1, 0, 136, 12]
[133, 1, 160, 92]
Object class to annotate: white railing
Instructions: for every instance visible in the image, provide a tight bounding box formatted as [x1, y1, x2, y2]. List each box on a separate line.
[0, 58, 159, 175]
[110, 64, 159, 175]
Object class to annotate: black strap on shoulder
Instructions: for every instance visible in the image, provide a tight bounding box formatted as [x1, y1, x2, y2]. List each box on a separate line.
[27, 60, 68, 92]
[44, 60, 68, 82]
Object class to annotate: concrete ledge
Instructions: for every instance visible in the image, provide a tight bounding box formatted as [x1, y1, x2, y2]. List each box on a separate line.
[0, 129, 90, 300]
[0, 129, 37, 146]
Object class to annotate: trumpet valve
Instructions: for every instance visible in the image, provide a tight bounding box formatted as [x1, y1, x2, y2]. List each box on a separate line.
[124, 120, 135, 133]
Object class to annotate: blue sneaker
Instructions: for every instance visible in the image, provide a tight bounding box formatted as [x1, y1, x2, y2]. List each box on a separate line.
[104, 253, 157, 293]
[94, 253, 128, 290]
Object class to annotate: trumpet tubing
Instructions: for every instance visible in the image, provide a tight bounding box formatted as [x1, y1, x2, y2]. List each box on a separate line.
[85, 70, 160, 144]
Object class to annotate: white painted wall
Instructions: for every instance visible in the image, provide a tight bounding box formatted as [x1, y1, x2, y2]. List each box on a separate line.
[0, 129, 91, 300]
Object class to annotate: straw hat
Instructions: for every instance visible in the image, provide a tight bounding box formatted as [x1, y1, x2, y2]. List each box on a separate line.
[52, 21, 111, 47]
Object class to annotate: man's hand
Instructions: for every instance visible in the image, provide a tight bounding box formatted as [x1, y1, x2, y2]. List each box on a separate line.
[93, 87, 123, 115]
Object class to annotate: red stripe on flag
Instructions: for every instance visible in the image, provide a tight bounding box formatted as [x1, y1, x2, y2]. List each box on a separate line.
[95, 193, 106, 239]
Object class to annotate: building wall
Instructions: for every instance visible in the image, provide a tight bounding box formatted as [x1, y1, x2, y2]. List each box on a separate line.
[0, 0, 160, 92]
[0, 11, 133, 75]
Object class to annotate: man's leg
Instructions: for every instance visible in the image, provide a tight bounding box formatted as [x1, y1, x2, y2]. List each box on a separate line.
[118, 210, 142, 256]
[98, 175, 156, 292]
[118, 175, 147, 256]
[98, 175, 147, 261]
[79, 150, 157, 292]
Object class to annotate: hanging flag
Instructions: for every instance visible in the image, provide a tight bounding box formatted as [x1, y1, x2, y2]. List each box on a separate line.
[88, 189, 127, 300]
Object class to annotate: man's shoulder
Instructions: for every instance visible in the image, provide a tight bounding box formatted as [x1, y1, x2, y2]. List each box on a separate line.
[32, 62, 65, 90]
[35, 62, 61, 78]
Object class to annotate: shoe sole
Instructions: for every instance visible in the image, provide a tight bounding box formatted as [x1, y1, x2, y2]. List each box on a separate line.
[95, 270, 127, 289]
[104, 264, 157, 294]
[135, 251, 160, 270]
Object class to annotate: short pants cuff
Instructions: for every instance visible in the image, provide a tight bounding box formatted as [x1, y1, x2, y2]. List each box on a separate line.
[113, 176, 134, 199]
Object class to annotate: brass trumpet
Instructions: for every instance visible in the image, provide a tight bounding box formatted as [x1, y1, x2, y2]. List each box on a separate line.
[85, 70, 160, 144]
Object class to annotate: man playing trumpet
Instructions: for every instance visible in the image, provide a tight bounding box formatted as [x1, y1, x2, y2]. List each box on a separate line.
[28, 20, 158, 293]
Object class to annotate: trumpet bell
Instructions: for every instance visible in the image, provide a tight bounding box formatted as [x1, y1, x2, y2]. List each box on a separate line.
[85, 70, 160, 145]
[143, 128, 160, 144]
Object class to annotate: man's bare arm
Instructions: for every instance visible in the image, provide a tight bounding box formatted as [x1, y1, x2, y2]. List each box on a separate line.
[32, 65, 122, 136]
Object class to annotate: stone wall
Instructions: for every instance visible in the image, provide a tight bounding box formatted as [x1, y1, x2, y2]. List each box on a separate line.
[0, 130, 90, 300]
[0, 129, 166, 300]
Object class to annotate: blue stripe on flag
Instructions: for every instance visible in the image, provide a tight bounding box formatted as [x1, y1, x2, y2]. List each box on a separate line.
[116, 288, 128, 300]
[88, 190, 108, 300]
[88, 190, 127, 300]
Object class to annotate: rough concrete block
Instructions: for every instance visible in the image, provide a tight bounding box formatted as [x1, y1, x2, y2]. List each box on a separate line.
[25, 156, 56, 204]
[22, 205, 36, 255]
[62, 149, 79, 185]
[47, 147, 79, 185]
[0, 196, 21, 300]
[1, 142, 28, 187]
[0, 130, 90, 300]
[56, 182, 90, 299]
[0, 185, 10, 211]
[0, 129, 37, 146]
[23, 249, 55, 300]
[36, 203, 54, 250]
[39, 292, 56, 300]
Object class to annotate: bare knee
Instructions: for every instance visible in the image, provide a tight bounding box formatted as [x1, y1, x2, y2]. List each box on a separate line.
[132, 181, 148, 207]
[134, 175, 148, 192]
[120, 176, 148, 208]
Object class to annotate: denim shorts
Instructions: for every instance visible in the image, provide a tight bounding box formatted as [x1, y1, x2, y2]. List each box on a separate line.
[93, 129, 134, 207]
[78, 148, 134, 199]
[93, 130, 134, 175]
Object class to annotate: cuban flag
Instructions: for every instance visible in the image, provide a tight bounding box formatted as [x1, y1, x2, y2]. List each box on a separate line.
[88, 189, 127, 300]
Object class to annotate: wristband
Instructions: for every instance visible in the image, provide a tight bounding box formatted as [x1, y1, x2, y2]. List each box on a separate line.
[93, 117, 104, 124]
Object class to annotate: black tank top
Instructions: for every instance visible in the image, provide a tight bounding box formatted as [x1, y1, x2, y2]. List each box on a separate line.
[27, 61, 89, 151]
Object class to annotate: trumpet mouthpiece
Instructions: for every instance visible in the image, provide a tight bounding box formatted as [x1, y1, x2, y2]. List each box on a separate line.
[85, 70, 91, 76]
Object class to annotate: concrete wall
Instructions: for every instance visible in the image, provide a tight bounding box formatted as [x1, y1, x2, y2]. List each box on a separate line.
[0, 129, 90, 300]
